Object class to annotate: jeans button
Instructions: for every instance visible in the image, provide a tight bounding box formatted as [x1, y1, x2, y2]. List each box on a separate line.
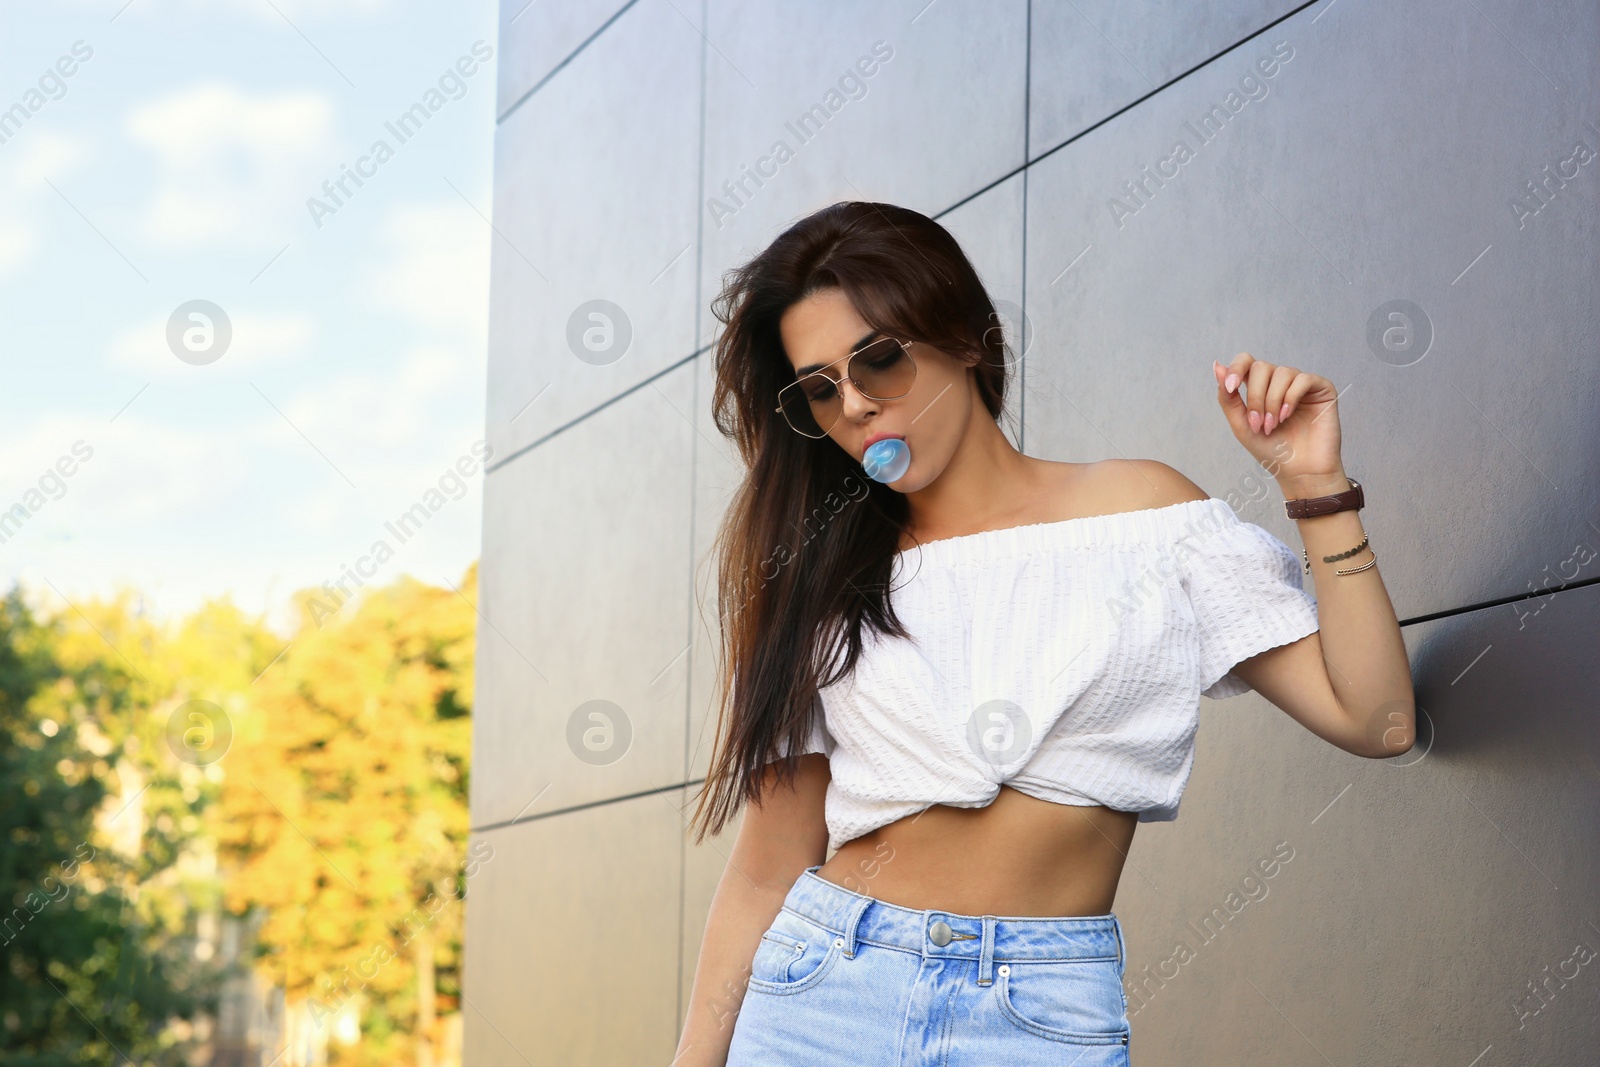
[928, 920, 953, 946]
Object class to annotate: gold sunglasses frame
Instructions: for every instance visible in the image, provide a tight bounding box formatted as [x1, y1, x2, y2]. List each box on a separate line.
[773, 336, 917, 439]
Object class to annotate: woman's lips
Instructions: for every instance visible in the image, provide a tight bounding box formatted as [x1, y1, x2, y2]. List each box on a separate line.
[863, 432, 904, 449]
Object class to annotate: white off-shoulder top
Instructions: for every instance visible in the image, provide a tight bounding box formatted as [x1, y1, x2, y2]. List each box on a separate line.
[777, 496, 1321, 853]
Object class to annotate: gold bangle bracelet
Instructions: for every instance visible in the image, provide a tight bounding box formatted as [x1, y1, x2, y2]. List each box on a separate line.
[1335, 549, 1378, 576]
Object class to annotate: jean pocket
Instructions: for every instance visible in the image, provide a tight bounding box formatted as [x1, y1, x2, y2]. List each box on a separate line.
[746, 910, 844, 996]
[995, 957, 1130, 1046]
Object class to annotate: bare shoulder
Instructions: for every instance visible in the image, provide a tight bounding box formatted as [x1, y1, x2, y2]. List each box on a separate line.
[1081, 458, 1211, 512]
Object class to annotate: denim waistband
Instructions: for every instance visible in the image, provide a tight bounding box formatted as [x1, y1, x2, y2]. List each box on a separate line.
[786, 865, 1125, 987]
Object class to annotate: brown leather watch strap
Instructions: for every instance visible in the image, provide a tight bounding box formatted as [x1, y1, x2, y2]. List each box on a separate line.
[1284, 477, 1363, 520]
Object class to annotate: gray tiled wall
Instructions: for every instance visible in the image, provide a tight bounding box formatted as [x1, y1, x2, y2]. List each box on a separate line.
[465, 1, 1600, 1062]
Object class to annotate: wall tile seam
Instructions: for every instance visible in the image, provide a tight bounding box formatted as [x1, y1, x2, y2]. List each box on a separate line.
[682, 0, 714, 776]
[962, 0, 1324, 216]
[1397, 573, 1600, 629]
[1019, 0, 1031, 453]
[496, 0, 644, 126]
[471, 779, 702, 835]
[483, 345, 706, 475]
[678, 0, 712, 1028]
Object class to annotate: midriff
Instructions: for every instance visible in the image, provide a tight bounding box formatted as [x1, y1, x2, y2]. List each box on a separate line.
[812, 784, 1136, 917]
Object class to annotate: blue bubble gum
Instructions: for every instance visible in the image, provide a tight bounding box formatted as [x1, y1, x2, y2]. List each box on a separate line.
[863, 437, 910, 483]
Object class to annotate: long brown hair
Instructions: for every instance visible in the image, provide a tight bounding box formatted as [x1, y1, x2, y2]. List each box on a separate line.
[687, 200, 1015, 844]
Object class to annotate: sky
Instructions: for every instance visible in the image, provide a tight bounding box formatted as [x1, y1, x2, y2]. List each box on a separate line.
[0, 0, 498, 638]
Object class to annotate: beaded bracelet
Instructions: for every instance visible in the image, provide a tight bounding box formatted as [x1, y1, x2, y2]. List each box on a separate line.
[1303, 533, 1376, 576]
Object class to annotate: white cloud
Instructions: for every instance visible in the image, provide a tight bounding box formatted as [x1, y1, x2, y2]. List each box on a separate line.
[280, 482, 350, 536]
[55, 0, 387, 14]
[125, 83, 336, 247]
[0, 217, 32, 276]
[244, 0, 390, 16]
[364, 201, 490, 337]
[273, 344, 471, 451]
[80, 420, 251, 525]
[0, 131, 95, 278]
[0, 414, 243, 536]
[105, 309, 316, 377]
[6, 130, 94, 187]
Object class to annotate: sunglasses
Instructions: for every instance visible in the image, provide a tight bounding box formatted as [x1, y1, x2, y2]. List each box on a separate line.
[774, 335, 918, 439]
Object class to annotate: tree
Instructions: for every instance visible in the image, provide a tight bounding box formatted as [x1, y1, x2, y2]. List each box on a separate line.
[0, 584, 223, 1065]
[215, 564, 477, 1066]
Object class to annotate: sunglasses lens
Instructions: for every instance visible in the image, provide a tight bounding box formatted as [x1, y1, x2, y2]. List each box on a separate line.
[780, 376, 834, 437]
[851, 337, 914, 399]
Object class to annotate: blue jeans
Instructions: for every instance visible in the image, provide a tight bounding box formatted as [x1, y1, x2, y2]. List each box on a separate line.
[726, 864, 1132, 1065]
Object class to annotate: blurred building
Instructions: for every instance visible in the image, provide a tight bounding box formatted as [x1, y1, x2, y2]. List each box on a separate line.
[205, 912, 289, 1067]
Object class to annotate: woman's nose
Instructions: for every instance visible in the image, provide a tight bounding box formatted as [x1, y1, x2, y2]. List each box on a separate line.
[838, 376, 878, 418]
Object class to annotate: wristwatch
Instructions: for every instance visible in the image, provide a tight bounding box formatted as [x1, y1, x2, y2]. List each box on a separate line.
[1284, 476, 1363, 520]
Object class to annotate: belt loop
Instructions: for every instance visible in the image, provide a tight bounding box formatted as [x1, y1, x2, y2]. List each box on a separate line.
[977, 915, 997, 985]
[1112, 914, 1126, 977]
[840, 894, 873, 959]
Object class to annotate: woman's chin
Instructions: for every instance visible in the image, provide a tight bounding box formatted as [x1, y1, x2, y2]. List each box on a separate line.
[886, 468, 927, 492]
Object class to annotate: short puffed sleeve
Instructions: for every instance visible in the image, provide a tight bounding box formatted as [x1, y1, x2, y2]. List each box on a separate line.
[1177, 501, 1320, 699]
[770, 690, 834, 761]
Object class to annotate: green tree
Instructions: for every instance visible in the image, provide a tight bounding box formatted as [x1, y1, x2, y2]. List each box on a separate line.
[0, 585, 219, 1065]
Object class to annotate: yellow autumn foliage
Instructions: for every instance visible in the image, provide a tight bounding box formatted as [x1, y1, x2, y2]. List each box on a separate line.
[215, 563, 477, 1041]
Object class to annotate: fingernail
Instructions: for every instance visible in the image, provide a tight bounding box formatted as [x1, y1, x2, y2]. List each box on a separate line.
[1279, 402, 1291, 421]
[1226, 374, 1239, 394]
[1248, 410, 1261, 432]
[1264, 412, 1276, 434]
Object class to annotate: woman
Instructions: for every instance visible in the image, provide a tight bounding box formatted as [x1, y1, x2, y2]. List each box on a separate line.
[676, 201, 1413, 1065]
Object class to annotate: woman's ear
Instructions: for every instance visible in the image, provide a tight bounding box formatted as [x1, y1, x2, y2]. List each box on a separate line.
[955, 344, 986, 370]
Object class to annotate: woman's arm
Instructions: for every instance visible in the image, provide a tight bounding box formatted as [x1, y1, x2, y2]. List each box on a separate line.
[1224, 466, 1416, 758]
[1266, 468, 1414, 755]
[674, 753, 830, 1066]
[1208, 354, 1416, 758]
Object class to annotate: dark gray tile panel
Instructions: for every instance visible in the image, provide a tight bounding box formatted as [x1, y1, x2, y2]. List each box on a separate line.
[936, 168, 1029, 446]
[460, 792, 686, 1065]
[1029, 0, 1306, 153]
[472, 360, 697, 829]
[494, 0, 637, 121]
[1114, 581, 1600, 1062]
[485, 0, 703, 461]
[697, 0, 1029, 349]
[1023, 0, 1600, 616]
